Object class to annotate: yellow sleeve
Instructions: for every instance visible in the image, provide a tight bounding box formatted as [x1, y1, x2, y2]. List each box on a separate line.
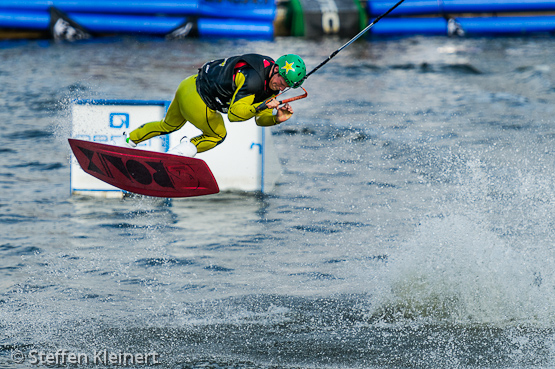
[227, 72, 279, 126]
[254, 110, 278, 126]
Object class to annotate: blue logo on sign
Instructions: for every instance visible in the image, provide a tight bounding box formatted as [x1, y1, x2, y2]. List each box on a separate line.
[109, 113, 130, 128]
[250, 142, 262, 154]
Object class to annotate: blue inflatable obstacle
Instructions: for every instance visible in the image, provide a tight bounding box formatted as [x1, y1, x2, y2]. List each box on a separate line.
[67, 13, 273, 38]
[367, 0, 555, 36]
[456, 16, 555, 35]
[0, 0, 275, 39]
[368, 0, 555, 16]
[369, 0, 442, 16]
[0, 0, 275, 21]
[371, 16, 555, 36]
[0, 9, 48, 30]
[371, 18, 448, 36]
[0, 0, 198, 15]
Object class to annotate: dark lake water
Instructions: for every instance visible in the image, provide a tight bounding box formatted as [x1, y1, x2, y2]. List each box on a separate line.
[2, 35, 555, 368]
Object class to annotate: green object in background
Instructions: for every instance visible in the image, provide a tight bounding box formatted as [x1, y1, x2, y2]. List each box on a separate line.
[354, 0, 367, 31]
[285, 0, 366, 37]
[288, 0, 305, 36]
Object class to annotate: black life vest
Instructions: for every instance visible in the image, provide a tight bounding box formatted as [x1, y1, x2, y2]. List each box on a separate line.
[196, 54, 276, 113]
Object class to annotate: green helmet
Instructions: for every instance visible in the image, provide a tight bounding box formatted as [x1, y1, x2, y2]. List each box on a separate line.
[276, 54, 306, 88]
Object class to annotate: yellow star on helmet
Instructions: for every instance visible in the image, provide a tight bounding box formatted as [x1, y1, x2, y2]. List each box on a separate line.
[281, 61, 295, 74]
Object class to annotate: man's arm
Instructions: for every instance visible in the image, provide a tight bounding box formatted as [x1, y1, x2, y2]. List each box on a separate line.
[227, 71, 270, 122]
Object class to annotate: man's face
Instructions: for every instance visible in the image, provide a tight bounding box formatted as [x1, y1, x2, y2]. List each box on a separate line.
[269, 66, 290, 91]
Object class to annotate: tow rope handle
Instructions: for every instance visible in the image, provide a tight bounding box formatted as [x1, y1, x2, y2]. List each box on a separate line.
[255, 87, 308, 112]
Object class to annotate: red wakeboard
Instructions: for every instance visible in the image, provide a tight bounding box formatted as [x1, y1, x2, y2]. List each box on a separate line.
[68, 138, 219, 198]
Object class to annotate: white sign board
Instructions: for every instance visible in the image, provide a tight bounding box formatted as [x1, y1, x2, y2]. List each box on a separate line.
[70, 100, 281, 198]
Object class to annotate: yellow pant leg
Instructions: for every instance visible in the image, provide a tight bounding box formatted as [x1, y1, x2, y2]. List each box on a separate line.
[129, 75, 226, 153]
[129, 91, 188, 143]
[177, 77, 227, 153]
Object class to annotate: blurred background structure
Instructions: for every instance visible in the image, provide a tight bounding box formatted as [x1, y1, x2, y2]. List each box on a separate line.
[1, 0, 555, 40]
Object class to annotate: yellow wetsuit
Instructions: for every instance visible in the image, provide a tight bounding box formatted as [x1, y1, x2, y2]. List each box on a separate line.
[129, 54, 279, 153]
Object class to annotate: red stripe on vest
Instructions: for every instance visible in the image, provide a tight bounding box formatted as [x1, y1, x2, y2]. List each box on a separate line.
[233, 61, 249, 82]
